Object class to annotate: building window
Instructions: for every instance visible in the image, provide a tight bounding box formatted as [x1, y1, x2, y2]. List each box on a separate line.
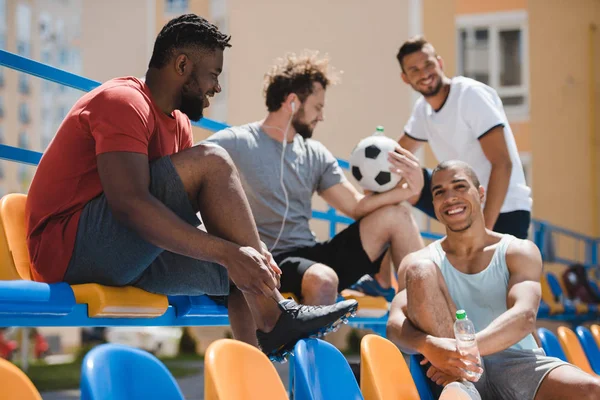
[18, 131, 29, 149]
[19, 103, 31, 124]
[18, 73, 30, 95]
[456, 11, 529, 118]
[165, 0, 188, 14]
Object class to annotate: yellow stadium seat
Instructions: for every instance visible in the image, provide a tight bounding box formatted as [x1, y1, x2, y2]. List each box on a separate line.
[204, 338, 288, 400]
[360, 334, 420, 400]
[589, 325, 600, 354]
[0, 194, 32, 280]
[0, 358, 42, 400]
[341, 289, 389, 317]
[0, 194, 168, 318]
[557, 326, 595, 375]
[71, 284, 168, 317]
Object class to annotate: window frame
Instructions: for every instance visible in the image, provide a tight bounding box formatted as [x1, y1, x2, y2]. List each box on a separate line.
[456, 10, 529, 121]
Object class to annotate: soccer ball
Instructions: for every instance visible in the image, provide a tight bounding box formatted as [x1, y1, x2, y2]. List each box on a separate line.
[349, 135, 401, 193]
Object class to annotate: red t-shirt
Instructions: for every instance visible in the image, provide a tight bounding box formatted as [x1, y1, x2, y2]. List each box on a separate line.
[26, 77, 194, 283]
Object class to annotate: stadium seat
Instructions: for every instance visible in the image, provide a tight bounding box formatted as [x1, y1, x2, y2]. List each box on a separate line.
[537, 327, 568, 361]
[360, 334, 419, 400]
[546, 272, 580, 314]
[540, 274, 565, 315]
[341, 290, 389, 318]
[0, 194, 33, 280]
[293, 338, 363, 400]
[557, 326, 595, 374]
[204, 338, 287, 400]
[575, 326, 600, 375]
[590, 324, 600, 349]
[409, 355, 436, 400]
[80, 343, 184, 400]
[0, 194, 168, 318]
[0, 357, 42, 400]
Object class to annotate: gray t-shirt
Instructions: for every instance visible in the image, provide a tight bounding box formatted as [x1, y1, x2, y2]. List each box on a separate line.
[204, 122, 346, 255]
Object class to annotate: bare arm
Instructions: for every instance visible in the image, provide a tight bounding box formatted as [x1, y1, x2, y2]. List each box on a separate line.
[399, 133, 425, 154]
[475, 239, 542, 356]
[479, 126, 513, 229]
[387, 289, 429, 354]
[387, 255, 482, 380]
[322, 145, 424, 219]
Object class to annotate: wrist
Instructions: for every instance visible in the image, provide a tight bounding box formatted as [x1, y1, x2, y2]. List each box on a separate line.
[417, 334, 435, 355]
[215, 241, 239, 267]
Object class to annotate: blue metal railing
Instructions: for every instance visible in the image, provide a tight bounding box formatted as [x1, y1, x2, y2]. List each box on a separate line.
[0, 49, 598, 268]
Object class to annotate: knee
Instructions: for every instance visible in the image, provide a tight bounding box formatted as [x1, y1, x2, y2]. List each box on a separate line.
[405, 260, 438, 288]
[192, 143, 236, 170]
[371, 203, 414, 230]
[301, 264, 339, 297]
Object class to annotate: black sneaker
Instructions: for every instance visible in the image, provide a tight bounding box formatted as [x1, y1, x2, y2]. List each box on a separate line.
[256, 298, 358, 362]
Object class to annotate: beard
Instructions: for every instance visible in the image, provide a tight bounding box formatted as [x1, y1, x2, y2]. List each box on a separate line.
[179, 82, 206, 122]
[292, 109, 315, 139]
[416, 75, 444, 97]
[447, 218, 473, 233]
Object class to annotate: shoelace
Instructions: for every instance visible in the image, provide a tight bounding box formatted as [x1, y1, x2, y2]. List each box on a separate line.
[284, 304, 325, 317]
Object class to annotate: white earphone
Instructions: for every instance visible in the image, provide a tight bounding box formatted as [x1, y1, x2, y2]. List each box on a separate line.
[291, 100, 296, 113]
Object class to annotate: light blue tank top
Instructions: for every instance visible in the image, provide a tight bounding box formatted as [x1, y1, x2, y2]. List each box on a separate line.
[429, 234, 538, 351]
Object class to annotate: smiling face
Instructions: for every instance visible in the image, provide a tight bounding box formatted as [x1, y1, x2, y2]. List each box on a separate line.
[431, 165, 485, 233]
[400, 44, 445, 97]
[179, 48, 223, 121]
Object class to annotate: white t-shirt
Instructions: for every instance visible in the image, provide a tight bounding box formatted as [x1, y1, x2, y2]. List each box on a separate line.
[404, 76, 532, 213]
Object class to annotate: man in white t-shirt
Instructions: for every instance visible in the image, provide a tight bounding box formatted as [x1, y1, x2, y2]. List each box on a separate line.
[395, 36, 532, 239]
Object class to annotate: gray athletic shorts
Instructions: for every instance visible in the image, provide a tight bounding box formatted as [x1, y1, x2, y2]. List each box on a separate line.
[473, 347, 569, 400]
[63, 156, 229, 296]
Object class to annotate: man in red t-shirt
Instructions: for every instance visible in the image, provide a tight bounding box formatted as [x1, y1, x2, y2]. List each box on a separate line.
[25, 14, 357, 361]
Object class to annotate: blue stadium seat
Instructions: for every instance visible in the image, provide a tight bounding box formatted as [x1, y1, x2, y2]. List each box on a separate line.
[0, 280, 75, 316]
[576, 326, 600, 375]
[168, 295, 228, 319]
[408, 354, 435, 400]
[293, 338, 363, 400]
[537, 327, 568, 361]
[80, 343, 184, 400]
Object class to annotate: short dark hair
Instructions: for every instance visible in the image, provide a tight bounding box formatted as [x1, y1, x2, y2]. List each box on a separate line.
[431, 160, 481, 189]
[149, 14, 231, 69]
[263, 50, 340, 112]
[396, 35, 433, 72]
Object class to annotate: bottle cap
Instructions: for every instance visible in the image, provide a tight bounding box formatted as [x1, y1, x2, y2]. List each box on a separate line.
[456, 309, 467, 320]
[376, 126, 384, 132]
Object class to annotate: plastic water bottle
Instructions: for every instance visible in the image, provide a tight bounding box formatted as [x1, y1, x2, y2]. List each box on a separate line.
[454, 309, 483, 381]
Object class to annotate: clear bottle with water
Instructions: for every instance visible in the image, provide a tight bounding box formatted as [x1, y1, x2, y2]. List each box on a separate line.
[454, 309, 483, 381]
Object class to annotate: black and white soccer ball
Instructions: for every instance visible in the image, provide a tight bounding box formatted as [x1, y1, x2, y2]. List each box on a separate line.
[349, 135, 401, 193]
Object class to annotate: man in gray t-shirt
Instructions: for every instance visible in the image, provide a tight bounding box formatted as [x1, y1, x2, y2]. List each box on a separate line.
[205, 51, 425, 304]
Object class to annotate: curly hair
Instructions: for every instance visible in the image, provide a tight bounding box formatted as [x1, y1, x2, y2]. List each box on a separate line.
[263, 50, 340, 112]
[149, 14, 231, 69]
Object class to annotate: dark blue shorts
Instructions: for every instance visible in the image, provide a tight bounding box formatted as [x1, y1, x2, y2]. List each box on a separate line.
[415, 168, 531, 239]
[63, 156, 229, 296]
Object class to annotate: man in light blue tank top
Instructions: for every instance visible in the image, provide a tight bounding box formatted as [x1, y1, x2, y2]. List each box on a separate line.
[387, 160, 600, 399]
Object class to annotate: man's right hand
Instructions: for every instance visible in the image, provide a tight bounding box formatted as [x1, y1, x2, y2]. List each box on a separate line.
[224, 245, 279, 297]
[421, 336, 483, 382]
